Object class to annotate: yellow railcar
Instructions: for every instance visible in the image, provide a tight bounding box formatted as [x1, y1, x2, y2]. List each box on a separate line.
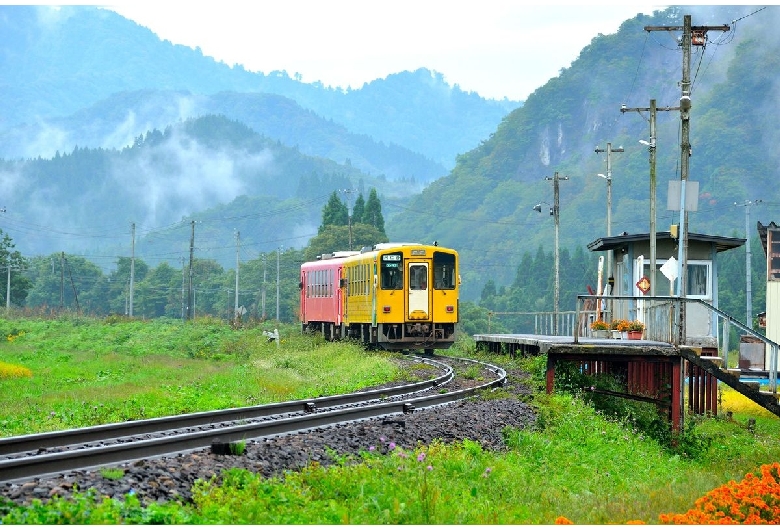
[341, 242, 459, 351]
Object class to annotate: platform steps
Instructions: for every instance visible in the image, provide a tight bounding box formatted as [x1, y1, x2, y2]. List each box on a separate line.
[682, 347, 780, 416]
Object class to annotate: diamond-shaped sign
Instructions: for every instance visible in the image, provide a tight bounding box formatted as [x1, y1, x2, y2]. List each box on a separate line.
[636, 276, 650, 294]
[660, 256, 678, 281]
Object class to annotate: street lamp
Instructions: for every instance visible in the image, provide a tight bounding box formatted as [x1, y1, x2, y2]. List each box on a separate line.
[533, 200, 559, 334]
[595, 143, 623, 286]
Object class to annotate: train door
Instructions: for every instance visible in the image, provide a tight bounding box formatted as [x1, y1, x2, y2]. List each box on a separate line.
[300, 270, 307, 323]
[336, 266, 343, 325]
[407, 261, 430, 320]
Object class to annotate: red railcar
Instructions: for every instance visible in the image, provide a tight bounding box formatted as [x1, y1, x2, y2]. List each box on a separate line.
[299, 251, 357, 340]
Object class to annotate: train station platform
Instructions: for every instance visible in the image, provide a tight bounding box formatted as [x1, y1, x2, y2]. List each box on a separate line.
[473, 333, 780, 429]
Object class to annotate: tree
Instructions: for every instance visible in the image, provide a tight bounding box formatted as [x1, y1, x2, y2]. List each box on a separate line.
[351, 193, 366, 225]
[25, 253, 102, 312]
[363, 188, 386, 236]
[318, 191, 348, 234]
[304, 224, 389, 261]
[0, 231, 30, 307]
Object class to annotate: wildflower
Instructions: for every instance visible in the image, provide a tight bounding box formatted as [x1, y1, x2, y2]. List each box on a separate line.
[417, 452, 426, 462]
[368, 446, 375, 451]
[388, 442, 396, 450]
[427, 465, 433, 471]
[380, 436, 385, 442]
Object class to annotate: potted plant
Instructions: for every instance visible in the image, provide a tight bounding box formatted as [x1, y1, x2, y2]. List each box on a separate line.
[627, 320, 645, 340]
[610, 319, 629, 339]
[590, 320, 609, 338]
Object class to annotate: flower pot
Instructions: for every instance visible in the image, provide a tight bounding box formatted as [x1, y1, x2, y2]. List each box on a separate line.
[611, 330, 622, 339]
[592, 329, 609, 339]
[627, 330, 643, 340]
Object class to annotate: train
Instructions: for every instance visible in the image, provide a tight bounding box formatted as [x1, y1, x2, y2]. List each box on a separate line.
[300, 242, 460, 351]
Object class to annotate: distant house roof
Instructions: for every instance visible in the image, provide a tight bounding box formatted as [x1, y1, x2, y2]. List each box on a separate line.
[757, 221, 779, 255]
[587, 231, 745, 253]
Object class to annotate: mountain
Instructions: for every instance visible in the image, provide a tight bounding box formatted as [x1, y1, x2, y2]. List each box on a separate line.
[0, 5, 518, 171]
[0, 114, 393, 264]
[388, 5, 780, 300]
[0, 89, 448, 183]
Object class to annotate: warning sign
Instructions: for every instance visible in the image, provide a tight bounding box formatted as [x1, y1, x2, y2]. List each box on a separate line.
[636, 276, 650, 294]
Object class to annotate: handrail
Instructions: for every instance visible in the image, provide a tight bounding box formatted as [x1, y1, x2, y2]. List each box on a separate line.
[574, 294, 777, 393]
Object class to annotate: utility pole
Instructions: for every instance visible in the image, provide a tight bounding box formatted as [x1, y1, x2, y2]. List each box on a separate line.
[262, 253, 267, 320]
[340, 188, 358, 250]
[644, 15, 729, 343]
[594, 142, 623, 287]
[180, 257, 186, 320]
[60, 252, 64, 308]
[5, 258, 10, 309]
[535, 172, 568, 335]
[736, 200, 762, 328]
[129, 222, 135, 317]
[276, 246, 281, 323]
[187, 220, 195, 321]
[234, 231, 240, 320]
[622, 100, 677, 297]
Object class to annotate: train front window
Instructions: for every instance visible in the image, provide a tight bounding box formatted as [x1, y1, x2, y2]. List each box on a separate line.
[409, 264, 428, 290]
[433, 251, 456, 289]
[380, 252, 403, 290]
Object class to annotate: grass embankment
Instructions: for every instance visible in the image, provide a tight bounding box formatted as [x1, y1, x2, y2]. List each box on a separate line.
[1, 316, 779, 524]
[0, 316, 398, 436]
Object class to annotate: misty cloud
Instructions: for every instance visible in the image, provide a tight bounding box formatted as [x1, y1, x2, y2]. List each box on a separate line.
[110, 129, 274, 228]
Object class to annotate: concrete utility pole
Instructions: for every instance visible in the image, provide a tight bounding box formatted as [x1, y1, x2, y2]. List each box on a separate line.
[339, 188, 358, 250]
[594, 142, 623, 286]
[129, 222, 135, 317]
[187, 220, 195, 321]
[234, 230, 240, 319]
[622, 100, 677, 297]
[644, 14, 729, 341]
[276, 246, 282, 323]
[534, 172, 569, 335]
[736, 200, 762, 328]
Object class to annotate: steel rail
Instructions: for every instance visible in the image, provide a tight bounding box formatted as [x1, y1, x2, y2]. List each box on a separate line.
[0, 357, 505, 482]
[0, 356, 452, 456]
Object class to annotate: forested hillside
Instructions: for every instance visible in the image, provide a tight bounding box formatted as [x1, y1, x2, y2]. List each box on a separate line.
[389, 5, 780, 307]
[0, 115, 395, 264]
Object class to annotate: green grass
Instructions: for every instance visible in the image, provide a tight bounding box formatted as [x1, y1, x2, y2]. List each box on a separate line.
[0, 316, 399, 436]
[0, 320, 779, 524]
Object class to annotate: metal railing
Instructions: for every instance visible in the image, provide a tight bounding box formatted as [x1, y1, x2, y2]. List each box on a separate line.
[572, 294, 778, 394]
[487, 310, 600, 336]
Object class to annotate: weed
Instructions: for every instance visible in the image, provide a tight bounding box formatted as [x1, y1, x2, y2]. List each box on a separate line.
[99, 468, 125, 480]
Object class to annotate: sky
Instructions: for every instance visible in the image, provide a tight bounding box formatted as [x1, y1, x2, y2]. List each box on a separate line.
[102, 1, 665, 101]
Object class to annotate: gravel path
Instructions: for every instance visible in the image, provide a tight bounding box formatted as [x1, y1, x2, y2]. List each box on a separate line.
[0, 361, 537, 507]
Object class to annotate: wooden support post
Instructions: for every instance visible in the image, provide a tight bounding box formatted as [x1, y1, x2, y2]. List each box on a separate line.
[672, 358, 683, 432]
[546, 355, 556, 394]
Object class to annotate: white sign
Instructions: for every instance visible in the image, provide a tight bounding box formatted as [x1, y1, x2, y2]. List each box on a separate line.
[660, 256, 678, 281]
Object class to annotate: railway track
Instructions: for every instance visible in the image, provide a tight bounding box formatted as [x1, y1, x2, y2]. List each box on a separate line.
[0, 354, 506, 483]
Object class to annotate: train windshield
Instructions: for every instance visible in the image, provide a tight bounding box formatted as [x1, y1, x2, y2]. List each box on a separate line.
[433, 251, 456, 289]
[380, 252, 403, 290]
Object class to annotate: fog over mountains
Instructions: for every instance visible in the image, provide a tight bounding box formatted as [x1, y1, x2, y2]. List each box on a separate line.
[1, 4, 778, 307]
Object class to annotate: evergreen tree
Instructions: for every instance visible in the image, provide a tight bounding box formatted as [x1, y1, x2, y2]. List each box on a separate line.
[363, 188, 385, 236]
[351, 193, 366, 225]
[318, 191, 348, 234]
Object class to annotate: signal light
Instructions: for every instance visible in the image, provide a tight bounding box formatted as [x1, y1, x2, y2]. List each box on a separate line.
[383, 306, 391, 313]
[446, 305, 454, 313]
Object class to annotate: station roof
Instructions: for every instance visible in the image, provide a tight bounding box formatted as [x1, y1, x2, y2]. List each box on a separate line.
[587, 231, 745, 253]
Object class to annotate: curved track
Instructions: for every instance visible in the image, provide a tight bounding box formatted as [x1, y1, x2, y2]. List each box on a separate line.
[0, 355, 506, 482]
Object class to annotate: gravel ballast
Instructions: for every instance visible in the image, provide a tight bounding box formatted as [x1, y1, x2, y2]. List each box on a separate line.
[0, 364, 537, 508]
